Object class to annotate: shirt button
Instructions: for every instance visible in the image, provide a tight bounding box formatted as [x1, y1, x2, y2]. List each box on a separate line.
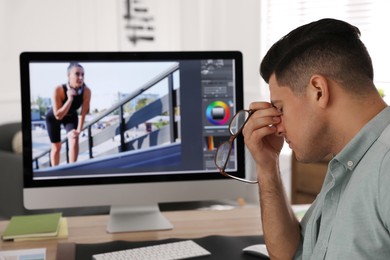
[347, 161, 353, 167]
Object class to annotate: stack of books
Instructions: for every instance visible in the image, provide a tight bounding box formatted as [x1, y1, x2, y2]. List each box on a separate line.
[1, 212, 68, 241]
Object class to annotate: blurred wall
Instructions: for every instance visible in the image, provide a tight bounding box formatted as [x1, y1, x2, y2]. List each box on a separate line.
[0, 0, 264, 124]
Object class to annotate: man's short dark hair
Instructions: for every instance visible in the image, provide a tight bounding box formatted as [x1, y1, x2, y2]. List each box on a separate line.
[260, 18, 375, 95]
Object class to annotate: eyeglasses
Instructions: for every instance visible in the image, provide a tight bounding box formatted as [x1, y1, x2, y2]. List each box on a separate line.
[214, 109, 258, 184]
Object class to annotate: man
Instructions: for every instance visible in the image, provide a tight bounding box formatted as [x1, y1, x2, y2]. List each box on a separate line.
[243, 18, 390, 259]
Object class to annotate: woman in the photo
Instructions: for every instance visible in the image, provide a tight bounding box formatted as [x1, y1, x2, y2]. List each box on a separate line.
[45, 63, 91, 166]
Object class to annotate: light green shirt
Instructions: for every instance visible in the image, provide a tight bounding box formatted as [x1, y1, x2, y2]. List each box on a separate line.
[295, 106, 390, 260]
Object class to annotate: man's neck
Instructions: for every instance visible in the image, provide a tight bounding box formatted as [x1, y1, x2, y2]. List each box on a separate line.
[329, 95, 387, 155]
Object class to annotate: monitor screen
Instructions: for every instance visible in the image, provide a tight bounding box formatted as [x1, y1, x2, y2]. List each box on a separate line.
[20, 51, 248, 232]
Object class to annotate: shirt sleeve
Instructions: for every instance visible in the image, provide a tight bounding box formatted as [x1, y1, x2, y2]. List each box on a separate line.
[293, 202, 318, 260]
[379, 149, 390, 230]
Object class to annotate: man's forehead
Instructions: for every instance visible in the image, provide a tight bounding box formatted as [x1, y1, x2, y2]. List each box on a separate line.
[268, 75, 284, 100]
[268, 74, 298, 106]
[268, 74, 283, 91]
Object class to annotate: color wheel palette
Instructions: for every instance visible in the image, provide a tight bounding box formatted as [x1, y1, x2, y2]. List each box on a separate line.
[206, 101, 231, 125]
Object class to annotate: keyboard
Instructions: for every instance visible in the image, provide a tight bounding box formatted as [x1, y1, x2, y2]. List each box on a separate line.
[92, 240, 211, 260]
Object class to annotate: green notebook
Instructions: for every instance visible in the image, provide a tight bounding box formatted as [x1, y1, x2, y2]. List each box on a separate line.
[2, 212, 62, 241]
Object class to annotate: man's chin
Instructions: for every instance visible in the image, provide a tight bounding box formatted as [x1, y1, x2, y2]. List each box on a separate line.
[294, 152, 329, 164]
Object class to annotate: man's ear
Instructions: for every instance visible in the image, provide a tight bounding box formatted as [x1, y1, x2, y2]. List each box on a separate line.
[308, 74, 330, 108]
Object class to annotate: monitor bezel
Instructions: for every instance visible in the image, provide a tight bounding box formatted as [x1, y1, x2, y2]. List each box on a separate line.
[20, 51, 245, 189]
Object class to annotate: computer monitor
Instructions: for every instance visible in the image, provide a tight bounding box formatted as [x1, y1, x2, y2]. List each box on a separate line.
[20, 51, 248, 233]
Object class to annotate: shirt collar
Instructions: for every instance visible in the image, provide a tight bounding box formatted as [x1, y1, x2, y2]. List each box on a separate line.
[334, 106, 390, 171]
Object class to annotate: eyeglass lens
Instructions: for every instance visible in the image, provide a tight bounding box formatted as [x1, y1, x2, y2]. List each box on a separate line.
[215, 142, 231, 169]
[214, 109, 258, 184]
[230, 110, 250, 135]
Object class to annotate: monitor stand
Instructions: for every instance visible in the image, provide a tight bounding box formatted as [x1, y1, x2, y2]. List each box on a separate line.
[107, 204, 173, 233]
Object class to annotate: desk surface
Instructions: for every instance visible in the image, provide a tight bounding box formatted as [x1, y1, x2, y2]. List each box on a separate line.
[0, 206, 262, 260]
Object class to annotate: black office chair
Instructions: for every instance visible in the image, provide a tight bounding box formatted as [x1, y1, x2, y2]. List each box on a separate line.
[0, 122, 109, 220]
[0, 122, 28, 219]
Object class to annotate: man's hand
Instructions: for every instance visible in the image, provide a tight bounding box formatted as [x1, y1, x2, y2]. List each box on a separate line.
[242, 102, 284, 171]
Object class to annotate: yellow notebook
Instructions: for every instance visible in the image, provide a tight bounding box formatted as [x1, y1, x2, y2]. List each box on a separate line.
[14, 217, 68, 242]
[1, 212, 62, 241]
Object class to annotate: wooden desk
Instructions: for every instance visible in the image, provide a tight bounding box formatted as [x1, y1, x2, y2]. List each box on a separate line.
[0, 206, 262, 260]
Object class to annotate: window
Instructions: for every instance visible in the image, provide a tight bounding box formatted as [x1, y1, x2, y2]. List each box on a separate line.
[260, 0, 390, 104]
